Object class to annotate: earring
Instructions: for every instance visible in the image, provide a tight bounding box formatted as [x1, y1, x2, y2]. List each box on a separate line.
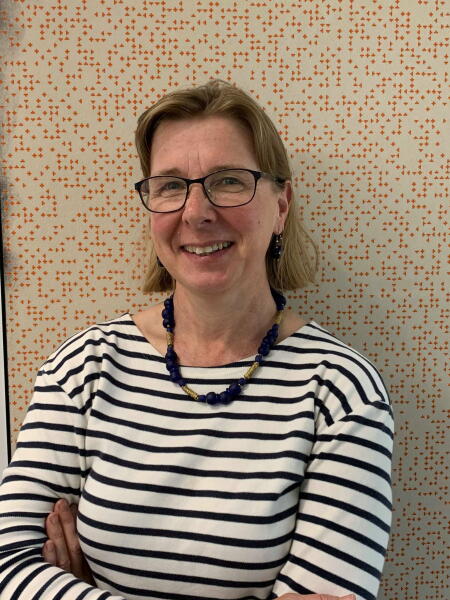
[270, 233, 283, 260]
[157, 256, 164, 268]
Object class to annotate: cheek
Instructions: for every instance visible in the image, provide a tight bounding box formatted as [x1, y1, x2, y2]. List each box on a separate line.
[236, 209, 270, 236]
[150, 215, 177, 246]
[251, 208, 276, 234]
[236, 202, 265, 229]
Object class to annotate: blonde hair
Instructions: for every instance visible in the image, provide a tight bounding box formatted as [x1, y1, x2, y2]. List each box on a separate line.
[135, 80, 318, 292]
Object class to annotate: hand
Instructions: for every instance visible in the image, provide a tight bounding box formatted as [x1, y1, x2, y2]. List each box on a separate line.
[42, 499, 94, 585]
[277, 594, 356, 600]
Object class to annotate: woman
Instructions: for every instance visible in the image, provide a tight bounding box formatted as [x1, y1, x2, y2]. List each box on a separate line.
[0, 80, 393, 600]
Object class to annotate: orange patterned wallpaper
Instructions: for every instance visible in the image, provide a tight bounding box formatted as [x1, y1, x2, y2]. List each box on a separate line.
[1, 1, 448, 598]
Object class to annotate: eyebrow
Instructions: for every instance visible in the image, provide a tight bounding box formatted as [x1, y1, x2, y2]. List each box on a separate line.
[151, 165, 250, 177]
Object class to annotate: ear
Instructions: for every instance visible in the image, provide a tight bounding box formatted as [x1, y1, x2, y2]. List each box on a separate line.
[274, 180, 291, 234]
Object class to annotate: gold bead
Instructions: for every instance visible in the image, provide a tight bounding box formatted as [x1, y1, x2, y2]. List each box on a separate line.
[244, 361, 259, 379]
[274, 311, 283, 325]
[182, 385, 199, 400]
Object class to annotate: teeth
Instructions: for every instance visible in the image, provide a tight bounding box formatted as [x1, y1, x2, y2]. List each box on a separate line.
[184, 241, 232, 256]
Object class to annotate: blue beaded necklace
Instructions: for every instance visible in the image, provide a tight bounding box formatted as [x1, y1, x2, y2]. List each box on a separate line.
[162, 289, 286, 405]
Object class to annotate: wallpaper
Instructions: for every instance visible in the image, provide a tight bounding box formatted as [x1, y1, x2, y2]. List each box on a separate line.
[1, 1, 448, 598]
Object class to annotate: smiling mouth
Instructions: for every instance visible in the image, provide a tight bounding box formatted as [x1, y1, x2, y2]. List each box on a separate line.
[183, 241, 233, 256]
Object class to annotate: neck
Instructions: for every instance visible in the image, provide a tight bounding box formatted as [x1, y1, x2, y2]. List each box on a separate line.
[171, 283, 280, 365]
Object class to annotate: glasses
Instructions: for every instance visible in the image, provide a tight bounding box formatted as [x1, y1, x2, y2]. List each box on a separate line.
[134, 168, 283, 213]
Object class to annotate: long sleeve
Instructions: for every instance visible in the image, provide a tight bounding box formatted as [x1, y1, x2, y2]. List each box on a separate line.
[270, 397, 394, 600]
[0, 367, 126, 600]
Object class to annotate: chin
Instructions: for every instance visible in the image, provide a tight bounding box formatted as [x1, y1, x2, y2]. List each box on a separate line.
[176, 272, 240, 296]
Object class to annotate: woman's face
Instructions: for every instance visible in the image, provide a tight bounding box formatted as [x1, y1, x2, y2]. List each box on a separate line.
[149, 115, 290, 297]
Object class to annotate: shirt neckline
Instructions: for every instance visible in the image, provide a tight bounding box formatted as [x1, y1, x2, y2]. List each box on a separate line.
[123, 312, 320, 369]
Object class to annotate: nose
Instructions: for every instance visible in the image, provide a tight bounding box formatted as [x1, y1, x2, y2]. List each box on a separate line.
[182, 182, 216, 225]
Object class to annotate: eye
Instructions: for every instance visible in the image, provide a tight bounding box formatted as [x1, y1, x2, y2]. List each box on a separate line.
[208, 173, 246, 191]
[219, 176, 241, 186]
[164, 181, 183, 190]
[153, 178, 185, 195]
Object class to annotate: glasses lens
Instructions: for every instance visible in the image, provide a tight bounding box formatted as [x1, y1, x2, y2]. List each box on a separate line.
[205, 170, 256, 206]
[141, 176, 187, 212]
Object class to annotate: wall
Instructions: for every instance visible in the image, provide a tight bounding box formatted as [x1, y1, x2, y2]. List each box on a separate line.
[1, 1, 448, 598]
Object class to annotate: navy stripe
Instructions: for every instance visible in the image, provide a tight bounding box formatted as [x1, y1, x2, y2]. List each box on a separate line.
[309, 452, 392, 483]
[0, 537, 48, 553]
[15, 443, 304, 481]
[88, 468, 299, 501]
[82, 428, 310, 462]
[68, 371, 102, 399]
[67, 366, 330, 402]
[16, 441, 81, 454]
[300, 492, 391, 533]
[7, 460, 82, 476]
[57, 355, 102, 387]
[92, 569, 263, 600]
[20, 421, 84, 435]
[33, 385, 63, 393]
[341, 413, 394, 439]
[314, 397, 334, 426]
[78, 530, 288, 570]
[292, 533, 381, 578]
[27, 403, 80, 414]
[90, 407, 314, 442]
[0, 551, 42, 594]
[88, 552, 275, 588]
[82, 487, 299, 524]
[43, 326, 154, 371]
[11, 563, 50, 600]
[29, 571, 67, 600]
[2, 473, 81, 496]
[94, 387, 317, 419]
[0, 493, 56, 504]
[290, 329, 390, 403]
[287, 553, 376, 600]
[316, 432, 392, 458]
[305, 472, 392, 509]
[53, 579, 87, 600]
[82, 448, 304, 480]
[0, 525, 44, 536]
[296, 512, 387, 555]
[0, 511, 57, 521]
[268, 572, 313, 596]
[311, 365, 381, 409]
[77, 510, 295, 548]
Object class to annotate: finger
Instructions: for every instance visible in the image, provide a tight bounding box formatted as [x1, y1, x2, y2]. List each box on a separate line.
[45, 512, 70, 571]
[54, 499, 85, 578]
[42, 539, 57, 565]
[55, 499, 78, 544]
[56, 501, 95, 585]
[316, 594, 356, 600]
[277, 595, 354, 600]
[277, 594, 338, 600]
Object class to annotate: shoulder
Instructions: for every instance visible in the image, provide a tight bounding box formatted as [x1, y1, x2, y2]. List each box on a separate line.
[275, 320, 392, 424]
[40, 313, 141, 379]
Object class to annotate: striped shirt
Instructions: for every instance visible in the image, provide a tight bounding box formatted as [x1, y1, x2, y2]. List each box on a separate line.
[0, 314, 393, 600]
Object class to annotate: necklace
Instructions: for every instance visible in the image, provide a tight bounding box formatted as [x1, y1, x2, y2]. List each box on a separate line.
[161, 289, 286, 405]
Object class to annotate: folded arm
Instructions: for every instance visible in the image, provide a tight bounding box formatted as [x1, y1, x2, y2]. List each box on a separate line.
[0, 369, 125, 600]
[270, 399, 394, 600]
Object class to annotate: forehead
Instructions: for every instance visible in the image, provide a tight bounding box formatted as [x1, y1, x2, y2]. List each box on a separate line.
[149, 115, 257, 174]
